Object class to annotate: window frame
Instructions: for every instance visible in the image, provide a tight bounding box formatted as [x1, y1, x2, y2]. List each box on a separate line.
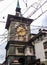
[45, 51, 47, 59]
[43, 41, 47, 49]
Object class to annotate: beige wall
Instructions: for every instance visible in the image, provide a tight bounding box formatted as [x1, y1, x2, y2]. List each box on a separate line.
[34, 35, 47, 63]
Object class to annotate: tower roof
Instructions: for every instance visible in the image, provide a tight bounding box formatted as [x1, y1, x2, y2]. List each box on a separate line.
[5, 14, 33, 29]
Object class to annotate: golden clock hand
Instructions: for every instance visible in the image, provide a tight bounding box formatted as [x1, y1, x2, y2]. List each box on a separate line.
[18, 29, 23, 33]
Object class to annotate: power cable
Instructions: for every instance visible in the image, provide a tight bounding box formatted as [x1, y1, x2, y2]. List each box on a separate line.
[0, 0, 16, 23]
[0, 1, 36, 27]
[0, 0, 47, 23]
[1, 33, 7, 36]
[0, 24, 47, 43]
[0, 0, 46, 44]
[0, 21, 6, 23]
[0, 30, 7, 36]
[0, 40, 7, 46]
[23, 0, 47, 15]
[0, 25, 47, 43]
[31, 27, 47, 30]
[34, 10, 47, 21]
[22, 2, 38, 15]
[0, 0, 16, 14]
[31, 28, 41, 30]
[31, 25, 47, 28]
[0, 37, 7, 43]
[27, 0, 47, 18]
[23, 0, 27, 7]
[0, 37, 7, 38]
[37, 0, 43, 13]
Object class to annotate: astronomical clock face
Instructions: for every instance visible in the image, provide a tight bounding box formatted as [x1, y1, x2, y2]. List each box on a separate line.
[17, 25, 27, 36]
[9, 21, 30, 42]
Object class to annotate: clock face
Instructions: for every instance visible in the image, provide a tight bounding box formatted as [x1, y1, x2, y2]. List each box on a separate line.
[17, 25, 27, 36]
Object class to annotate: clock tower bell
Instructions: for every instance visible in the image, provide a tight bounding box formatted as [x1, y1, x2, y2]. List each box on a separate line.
[5, 0, 35, 65]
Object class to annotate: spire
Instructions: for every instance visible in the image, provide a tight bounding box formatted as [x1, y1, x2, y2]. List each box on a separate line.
[16, 0, 20, 8]
[16, 0, 21, 16]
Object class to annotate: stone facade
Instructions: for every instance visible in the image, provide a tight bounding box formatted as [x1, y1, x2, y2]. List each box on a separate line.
[32, 30, 47, 65]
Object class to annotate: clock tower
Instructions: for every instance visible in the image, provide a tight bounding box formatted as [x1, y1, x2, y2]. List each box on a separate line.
[5, 0, 35, 65]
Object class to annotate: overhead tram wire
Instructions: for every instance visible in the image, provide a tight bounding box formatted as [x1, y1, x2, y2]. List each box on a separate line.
[31, 25, 47, 28]
[0, 24, 47, 38]
[0, 0, 30, 44]
[38, 0, 43, 13]
[34, 10, 47, 21]
[0, 0, 27, 19]
[0, 0, 18, 44]
[0, 0, 47, 45]
[0, 0, 46, 23]
[22, 2, 38, 15]
[0, 31, 7, 45]
[0, 34, 7, 36]
[0, 0, 28, 44]
[0, 40, 7, 46]
[0, 0, 16, 23]
[0, 0, 16, 14]
[0, 37, 7, 38]
[0, 34, 7, 38]
[0, 0, 46, 17]
[0, 31, 7, 42]
[0, 30, 7, 36]
[0, 0, 35, 43]
[23, 0, 27, 7]
[0, 21, 6, 23]
[1, 24, 47, 44]
[0, 24, 47, 45]
[0, 0, 28, 23]
[22, 0, 47, 15]
[31, 26, 47, 30]
[27, 0, 47, 18]
[0, 37, 7, 43]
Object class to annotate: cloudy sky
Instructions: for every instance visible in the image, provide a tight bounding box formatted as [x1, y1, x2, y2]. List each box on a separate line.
[0, 0, 47, 64]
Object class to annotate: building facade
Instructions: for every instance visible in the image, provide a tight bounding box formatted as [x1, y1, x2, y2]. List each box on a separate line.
[4, 0, 47, 65]
[32, 30, 47, 65]
[5, 0, 36, 65]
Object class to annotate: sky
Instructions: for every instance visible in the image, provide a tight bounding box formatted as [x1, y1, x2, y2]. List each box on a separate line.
[0, 0, 47, 64]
